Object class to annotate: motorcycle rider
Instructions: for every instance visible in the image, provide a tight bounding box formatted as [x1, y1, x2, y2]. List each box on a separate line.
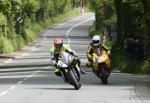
[49, 37, 86, 78]
[86, 35, 112, 72]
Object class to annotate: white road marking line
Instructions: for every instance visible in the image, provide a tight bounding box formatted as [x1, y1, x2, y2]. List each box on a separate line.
[35, 70, 40, 73]
[23, 77, 28, 81]
[9, 85, 17, 90]
[53, 13, 90, 29]
[0, 15, 92, 97]
[66, 17, 94, 46]
[0, 90, 8, 96]
[0, 70, 41, 96]
[28, 75, 32, 78]
[0, 15, 92, 96]
[27, 70, 40, 78]
[17, 81, 23, 85]
[25, 70, 40, 80]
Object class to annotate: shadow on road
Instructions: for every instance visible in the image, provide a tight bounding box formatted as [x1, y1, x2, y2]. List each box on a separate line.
[28, 87, 75, 91]
[0, 63, 50, 69]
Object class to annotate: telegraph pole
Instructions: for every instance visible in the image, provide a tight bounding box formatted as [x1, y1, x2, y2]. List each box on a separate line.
[80, 0, 84, 14]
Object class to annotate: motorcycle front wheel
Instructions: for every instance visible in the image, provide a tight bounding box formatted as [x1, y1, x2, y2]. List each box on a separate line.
[68, 70, 81, 90]
[100, 67, 108, 84]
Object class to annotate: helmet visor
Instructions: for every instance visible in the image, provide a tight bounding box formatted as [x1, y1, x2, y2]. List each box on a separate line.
[93, 40, 99, 44]
[55, 48, 62, 53]
[55, 44, 62, 49]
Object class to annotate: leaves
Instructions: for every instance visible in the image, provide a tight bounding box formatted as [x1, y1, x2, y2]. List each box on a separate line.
[0, 0, 79, 53]
[0, 12, 7, 25]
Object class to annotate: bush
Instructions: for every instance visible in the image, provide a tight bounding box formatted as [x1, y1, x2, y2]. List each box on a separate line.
[24, 29, 37, 43]
[0, 8, 80, 54]
[112, 45, 145, 74]
[88, 23, 96, 37]
[88, 22, 102, 37]
[11, 35, 25, 50]
[0, 34, 4, 53]
[111, 47, 127, 71]
[0, 35, 13, 54]
[32, 23, 43, 34]
[141, 59, 150, 74]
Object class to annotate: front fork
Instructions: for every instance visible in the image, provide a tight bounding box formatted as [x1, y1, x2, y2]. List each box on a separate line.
[73, 64, 81, 81]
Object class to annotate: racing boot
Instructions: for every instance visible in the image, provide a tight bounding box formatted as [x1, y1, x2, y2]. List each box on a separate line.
[76, 64, 86, 74]
[86, 62, 91, 67]
[80, 68, 86, 74]
[76, 60, 86, 74]
[86, 61, 94, 73]
[53, 67, 62, 76]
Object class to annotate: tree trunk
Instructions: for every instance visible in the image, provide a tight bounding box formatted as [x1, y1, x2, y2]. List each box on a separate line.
[114, 0, 123, 47]
[95, 0, 103, 31]
[103, 2, 113, 37]
[141, 0, 150, 56]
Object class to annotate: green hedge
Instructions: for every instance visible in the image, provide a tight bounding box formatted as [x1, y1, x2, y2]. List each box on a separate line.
[112, 45, 150, 74]
[88, 21, 102, 37]
[0, 8, 80, 54]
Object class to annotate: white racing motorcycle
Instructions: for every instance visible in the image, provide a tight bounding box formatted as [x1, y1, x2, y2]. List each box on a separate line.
[56, 51, 81, 90]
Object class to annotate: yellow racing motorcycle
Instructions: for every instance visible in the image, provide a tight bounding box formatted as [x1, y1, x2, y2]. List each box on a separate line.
[92, 50, 111, 84]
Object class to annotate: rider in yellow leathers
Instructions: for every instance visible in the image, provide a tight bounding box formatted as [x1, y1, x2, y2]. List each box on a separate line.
[86, 35, 112, 72]
[49, 37, 86, 77]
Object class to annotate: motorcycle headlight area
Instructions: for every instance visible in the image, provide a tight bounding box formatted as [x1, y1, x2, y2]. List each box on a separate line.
[93, 57, 100, 62]
[100, 56, 106, 61]
[57, 60, 68, 68]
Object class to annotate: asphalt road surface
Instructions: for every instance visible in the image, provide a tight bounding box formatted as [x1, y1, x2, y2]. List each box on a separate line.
[0, 13, 150, 103]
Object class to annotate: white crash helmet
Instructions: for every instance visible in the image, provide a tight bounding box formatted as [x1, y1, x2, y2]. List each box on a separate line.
[92, 35, 101, 46]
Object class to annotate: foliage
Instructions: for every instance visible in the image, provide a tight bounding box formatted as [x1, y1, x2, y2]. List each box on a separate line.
[111, 47, 127, 72]
[88, 22, 102, 37]
[0, 34, 13, 53]
[0, 12, 7, 25]
[88, 0, 116, 36]
[0, 0, 80, 54]
[87, 0, 150, 73]
[24, 29, 37, 43]
[0, 0, 11, 16]
[141, 59, 150, 74]
[111, 45, 143, 73]
[112, 0, 150, 73]
[27, 0, 40, 13]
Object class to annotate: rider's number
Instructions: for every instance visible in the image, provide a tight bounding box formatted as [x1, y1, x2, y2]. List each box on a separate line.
[95, 57, 99, 62]
[57, 61, 64, 67]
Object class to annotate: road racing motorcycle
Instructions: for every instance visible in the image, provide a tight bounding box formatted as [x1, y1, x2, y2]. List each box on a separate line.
[56, 51, 81, 90]
[92, 50, 111, 84]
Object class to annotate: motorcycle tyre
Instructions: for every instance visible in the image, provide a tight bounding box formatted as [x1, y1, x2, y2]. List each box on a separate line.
[100, 67, 108, 84]
[68, 70, 81, 90]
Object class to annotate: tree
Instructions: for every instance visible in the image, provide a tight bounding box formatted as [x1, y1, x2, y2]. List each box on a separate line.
[141, 0, 150, 56]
